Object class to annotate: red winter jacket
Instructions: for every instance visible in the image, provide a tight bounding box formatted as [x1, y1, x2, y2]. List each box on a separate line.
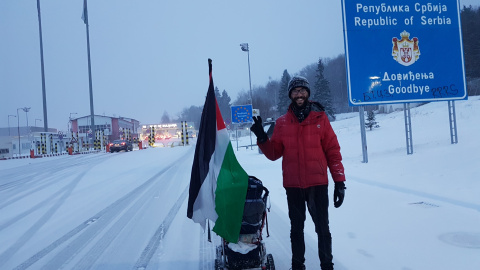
[258, 102, 345, 188]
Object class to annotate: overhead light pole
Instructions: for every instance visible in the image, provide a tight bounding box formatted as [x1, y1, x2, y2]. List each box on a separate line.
[22, 107, 31, 142]
[36, 0, 48, 132]
[16, 108, 22, 156]
[15, 107, 31, 156]
[82, 0, 96, 139]
[240, 43, 253, 105]
[8, 115, 16, 136]
[240, 43, 254, 150]
[35, 118, 42, 127]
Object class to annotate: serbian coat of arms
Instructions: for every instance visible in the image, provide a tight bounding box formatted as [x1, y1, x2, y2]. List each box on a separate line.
[392, 30, 420, 66]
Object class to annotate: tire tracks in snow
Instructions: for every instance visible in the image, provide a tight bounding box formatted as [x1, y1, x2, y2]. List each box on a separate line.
[0, 154, 111, 234]
[0, 181, 75, 231]
[0, 170, 87, 269]
[0, 153, 108, 190]
[1, 154, 110, 270]
[0, 153, 110, 209]
[11, 148, 193, 270]
[72, 176, 189, 270]
[132, 146, 196, 269]
[132, 186, 189, 270]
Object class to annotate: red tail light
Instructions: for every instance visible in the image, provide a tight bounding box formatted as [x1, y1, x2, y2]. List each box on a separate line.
[121, 142, 126, 145]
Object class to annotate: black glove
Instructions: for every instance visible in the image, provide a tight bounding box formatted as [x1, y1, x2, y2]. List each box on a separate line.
[251, 116, 268, 143]
[333, 181, 346, 208]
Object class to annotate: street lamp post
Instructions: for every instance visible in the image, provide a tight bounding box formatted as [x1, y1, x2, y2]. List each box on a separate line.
[8, 115, 16, 137]
[240, 43, 253, 105]
[35, 119, 42, 127]
[22, 107, 31, 143]
[240, 43, 254, 150]
[15, 107, 31, 156]
[82, 0, 96, 141]
[36, 0, 49, 132]
[16, 108, 21, 156]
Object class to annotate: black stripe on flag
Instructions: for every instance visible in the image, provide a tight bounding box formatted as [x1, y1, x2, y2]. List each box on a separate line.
[187, 59, 217, 219]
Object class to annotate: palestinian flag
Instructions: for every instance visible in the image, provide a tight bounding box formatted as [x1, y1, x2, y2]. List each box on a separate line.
[187, 59, 248, 243]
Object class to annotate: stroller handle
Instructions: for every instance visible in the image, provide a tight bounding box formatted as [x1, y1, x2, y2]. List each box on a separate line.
[262, 186, 269, 204]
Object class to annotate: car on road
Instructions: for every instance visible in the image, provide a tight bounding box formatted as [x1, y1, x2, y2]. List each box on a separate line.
[109, 139, 133, 152]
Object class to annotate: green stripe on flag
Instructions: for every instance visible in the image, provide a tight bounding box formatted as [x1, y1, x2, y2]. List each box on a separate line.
[213, 142, 248, 243]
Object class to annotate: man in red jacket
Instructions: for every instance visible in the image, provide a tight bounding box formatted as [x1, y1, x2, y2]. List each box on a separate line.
[251, 76, 346, 270]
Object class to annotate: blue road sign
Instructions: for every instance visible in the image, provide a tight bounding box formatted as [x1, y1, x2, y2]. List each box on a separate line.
[342, 0, 467, 106]
[231, 105, 253, 124]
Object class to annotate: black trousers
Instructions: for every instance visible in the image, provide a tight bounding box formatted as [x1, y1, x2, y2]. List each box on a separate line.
[286, 185, 334, 270]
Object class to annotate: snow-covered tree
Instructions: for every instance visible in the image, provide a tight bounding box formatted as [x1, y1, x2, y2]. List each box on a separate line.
[312, 58, 336, 121]
[277, 69, 291, 114]
[365, 110, 379, 130]
[179, 105, 202, 130]
[218, 89, 232, 123]
[233, 90, 250, 106]
[160, 110, 171, 124]
[214, 86, 221, 100]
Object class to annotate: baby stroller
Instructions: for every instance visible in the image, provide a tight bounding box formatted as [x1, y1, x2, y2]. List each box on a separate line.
[215, 176, 275, 270]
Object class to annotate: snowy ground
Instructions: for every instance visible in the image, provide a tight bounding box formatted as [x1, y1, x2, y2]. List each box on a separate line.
[1, 96, 479, 270]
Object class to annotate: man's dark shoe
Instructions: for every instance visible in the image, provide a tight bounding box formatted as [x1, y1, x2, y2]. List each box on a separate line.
[290, 264, 306, 270]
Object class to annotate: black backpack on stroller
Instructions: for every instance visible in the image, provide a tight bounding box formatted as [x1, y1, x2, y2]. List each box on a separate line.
[215, 176, 275, 270]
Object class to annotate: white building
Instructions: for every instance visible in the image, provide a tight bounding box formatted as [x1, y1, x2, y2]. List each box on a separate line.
[0, 126, 58, 158]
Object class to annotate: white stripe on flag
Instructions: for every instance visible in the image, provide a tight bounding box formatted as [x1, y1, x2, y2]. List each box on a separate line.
[190, 123, 229, 228]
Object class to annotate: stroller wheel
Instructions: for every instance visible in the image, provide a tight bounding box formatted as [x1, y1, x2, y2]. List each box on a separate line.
[265, 254, 275, 270]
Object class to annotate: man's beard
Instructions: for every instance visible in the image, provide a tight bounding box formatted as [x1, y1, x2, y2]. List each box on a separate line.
[293, 96, 308, 108]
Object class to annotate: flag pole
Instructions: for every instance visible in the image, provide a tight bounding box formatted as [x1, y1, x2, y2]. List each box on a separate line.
[83, 0, 95, 145]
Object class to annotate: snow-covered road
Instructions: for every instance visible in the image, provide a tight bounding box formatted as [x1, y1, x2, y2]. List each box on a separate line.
[0, 144, 341, 270]
[2, 97, 480, 270]
[0, 147, 197, 269]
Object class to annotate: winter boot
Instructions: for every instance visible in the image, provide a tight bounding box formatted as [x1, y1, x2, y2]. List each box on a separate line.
[321, 262, 334, 270]
[290, 264, 306, 270]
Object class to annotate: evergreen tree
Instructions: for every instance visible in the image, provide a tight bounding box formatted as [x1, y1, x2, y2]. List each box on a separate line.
[160, 110, 171, 124]
[179, 105, 203, 130]
[233, 91, 251, 105]
[263, 80, 280, 119]
[214, 86, 221, 100]
[219, 89, 232, 123]
[461, 5, 480, 79]
[312, 58, 336, 120]
[277, 69, 291, 114]
[213, 86, 232, 123]
[365, 110, 378, 130]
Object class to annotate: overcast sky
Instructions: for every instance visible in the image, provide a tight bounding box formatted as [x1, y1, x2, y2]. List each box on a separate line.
[0, 0, 477, 131]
